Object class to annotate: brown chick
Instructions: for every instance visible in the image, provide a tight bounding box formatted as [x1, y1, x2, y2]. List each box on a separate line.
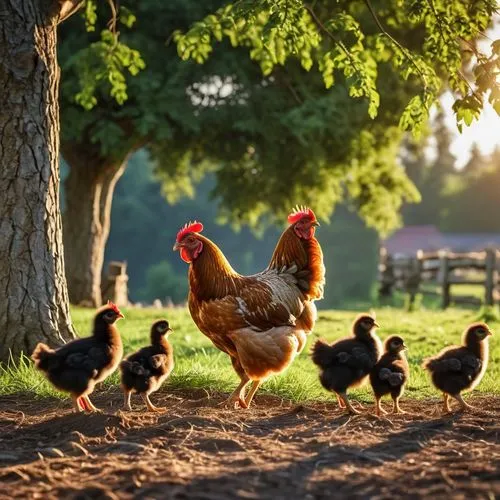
[120, 319, 174, 412]
[31, 301, 124, 413]
[370, 335, 409, 416]
[422, 322, 492, 412]
[311, 313, 382, 414]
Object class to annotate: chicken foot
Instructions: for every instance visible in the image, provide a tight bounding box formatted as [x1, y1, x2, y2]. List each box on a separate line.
[141, 393, 165, 412]
[338, 392, 361, 415]
[220, 376, 250, 409]
[78, 395, 101, 413]
[453, 393, 474, 411]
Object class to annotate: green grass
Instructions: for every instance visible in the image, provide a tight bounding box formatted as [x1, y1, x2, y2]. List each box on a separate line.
[1, 306, 499, 403]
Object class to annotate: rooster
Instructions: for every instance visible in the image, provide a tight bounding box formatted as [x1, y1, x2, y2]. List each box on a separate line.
[173, 207, 325, 409]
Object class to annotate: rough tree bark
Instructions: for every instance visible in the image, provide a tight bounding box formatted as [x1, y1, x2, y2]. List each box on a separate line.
[0, 0, 82, 361]
[61, 145, 130, 307]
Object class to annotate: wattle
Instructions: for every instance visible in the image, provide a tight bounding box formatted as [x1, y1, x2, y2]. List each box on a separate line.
[180, 248, 192, 263]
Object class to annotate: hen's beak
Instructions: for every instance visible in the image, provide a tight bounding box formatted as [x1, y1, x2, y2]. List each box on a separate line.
[312, 221, 320, 227]
[118, 312, 125, 319]
[173, 242, 180, 251]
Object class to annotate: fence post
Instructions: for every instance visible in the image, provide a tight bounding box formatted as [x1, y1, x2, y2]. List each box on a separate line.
[439, 250, 450, 309]
[378, 247, 394, 298]
[406, 251, 423, 310]
[485, 248, 497, 306]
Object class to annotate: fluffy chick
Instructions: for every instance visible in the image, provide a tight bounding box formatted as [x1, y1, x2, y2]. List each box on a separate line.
[120, 320, 174, 412]
[422, 322, 492, 412]
[370, 335, 409, 416]
[31, 302, 124, 413]
[311, 313, 382, 414]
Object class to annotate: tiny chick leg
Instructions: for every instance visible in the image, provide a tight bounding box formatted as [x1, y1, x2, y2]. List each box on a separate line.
[339, 392, 361, 415]
[442, 393, 452, 413]
[453, 393, 474, 411]
[82, 395, 101, 413]
[336, 393, 346, 409]
[72, 395, 84, 413]
[375, 398, 387, 416]
[244, 380, 261, 407]
[141, 393, 165, 413]
[123, 391, 132, 411]
[392, 397, 405, 414]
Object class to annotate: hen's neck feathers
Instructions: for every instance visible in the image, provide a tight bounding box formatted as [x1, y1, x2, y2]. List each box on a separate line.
[190, 235, 241, 301]
[268, 226, 325, 300]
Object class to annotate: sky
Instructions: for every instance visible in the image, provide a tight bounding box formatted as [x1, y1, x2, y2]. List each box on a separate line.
[436, 21, 500, 169]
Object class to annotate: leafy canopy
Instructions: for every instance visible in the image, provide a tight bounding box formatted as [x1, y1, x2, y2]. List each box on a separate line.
[61, 1, 499, 235]
[175, 0, 500, 135]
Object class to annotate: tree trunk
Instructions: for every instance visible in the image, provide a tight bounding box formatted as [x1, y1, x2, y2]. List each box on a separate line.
[62, 153, 128, 307]
[0, 0, 77, 361]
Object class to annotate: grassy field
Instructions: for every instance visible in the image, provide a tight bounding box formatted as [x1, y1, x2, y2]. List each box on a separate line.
[1, 306, 499, 403]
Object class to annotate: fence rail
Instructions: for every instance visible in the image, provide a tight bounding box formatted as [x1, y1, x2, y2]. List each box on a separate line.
[378, 248, 500, 309]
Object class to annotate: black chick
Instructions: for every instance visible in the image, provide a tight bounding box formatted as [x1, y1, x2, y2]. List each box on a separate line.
[422, 322, 492, 412]
[311, 313, 382, 414]
[31, 301, 124, 413]
[370, 335, 409, 416]
[120, 319, 174, 412]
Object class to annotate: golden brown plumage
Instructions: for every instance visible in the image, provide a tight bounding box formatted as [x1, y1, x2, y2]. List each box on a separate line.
[423, 322, 492, 412]
[174, 208, 325, 409]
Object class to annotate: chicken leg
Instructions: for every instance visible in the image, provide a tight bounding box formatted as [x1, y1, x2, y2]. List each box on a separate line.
[442, 393, 452, 413]
[375, 398, 387, 416]
[80, 395, 101, 413]
[244, 380, 261, 407]
[338, 392, 361, 415]
[142, 393, 165, 412]
[123, 391, 132, 411]
[392, 398, 405, 414]
[72, 395, 84, 413]
[453, 393, 474, 411]
[220, 375, 250, 409]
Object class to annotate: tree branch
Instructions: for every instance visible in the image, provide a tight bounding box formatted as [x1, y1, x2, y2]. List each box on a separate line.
[304, 4, 358, 71]
[57, 0, 85, 24]
[363, 0, 428, 88]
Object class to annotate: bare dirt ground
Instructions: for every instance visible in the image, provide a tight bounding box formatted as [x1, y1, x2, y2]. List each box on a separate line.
[0, 390, 499, 499]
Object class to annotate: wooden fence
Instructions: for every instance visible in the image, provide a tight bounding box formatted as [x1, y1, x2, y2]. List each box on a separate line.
[378, 248, 500, 309]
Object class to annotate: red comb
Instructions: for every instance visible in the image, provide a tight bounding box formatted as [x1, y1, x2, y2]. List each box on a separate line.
[176, 221, 204, 242]
[287, 206, 316, 224]
[107, 300, 121, 315]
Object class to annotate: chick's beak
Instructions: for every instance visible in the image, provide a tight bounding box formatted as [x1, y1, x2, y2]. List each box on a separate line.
[487, 330, 493, 336]
[167, 328, 173, 333]
[373, 322, 380, 328]
[401, 343, 408, 351]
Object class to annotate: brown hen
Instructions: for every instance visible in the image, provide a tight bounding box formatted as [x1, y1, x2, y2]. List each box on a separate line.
[174, 207, 325, 409]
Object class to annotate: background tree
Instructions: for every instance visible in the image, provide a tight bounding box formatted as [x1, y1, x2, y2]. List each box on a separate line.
[59, 0, 422, 306]
[0, 0, 143, 361]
